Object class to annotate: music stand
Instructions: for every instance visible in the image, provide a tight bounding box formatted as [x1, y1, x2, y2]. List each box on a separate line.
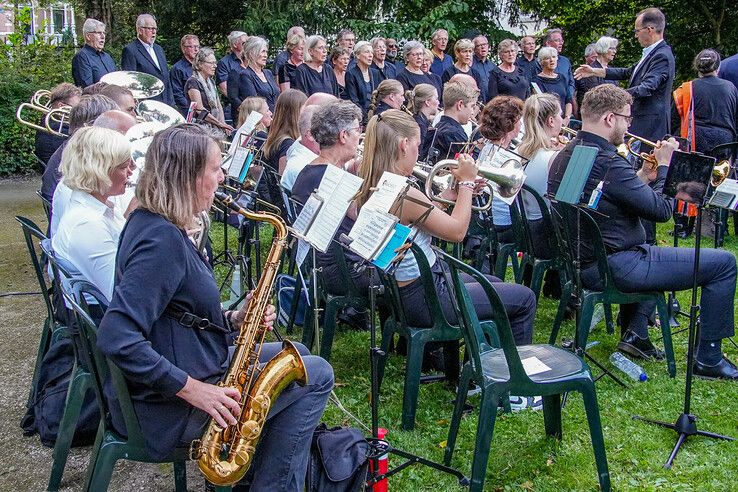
[633, 151, 735, 468]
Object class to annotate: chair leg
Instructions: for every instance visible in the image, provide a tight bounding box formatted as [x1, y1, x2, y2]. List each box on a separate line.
[655, 297, 676, 378]
[604, 303, 615, 334]
[173, 461, 187, 492]
[550, 282, 573, 345]
[529, 264, 546, 300]
[444, 365, 471, 465]
[48, 368, 91, 491]
[469, 389, 500, 492]
[300, 305, 315, 352]
[542, 394, 562, 439]
[320, 300, 340, 362]
[84, 440, 120, 492]
[577, 296, 597, 350]
[579, 383, 611, 492]
[28, 318, 53, 407]
[401, 335, 426, 431]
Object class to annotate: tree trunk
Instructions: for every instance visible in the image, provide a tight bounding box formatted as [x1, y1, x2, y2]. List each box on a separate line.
[81, 0, 114, 42]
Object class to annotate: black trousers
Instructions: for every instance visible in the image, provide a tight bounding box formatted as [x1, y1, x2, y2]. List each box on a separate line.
[399, 261, 536, 345]
[581, 244, 736, 341]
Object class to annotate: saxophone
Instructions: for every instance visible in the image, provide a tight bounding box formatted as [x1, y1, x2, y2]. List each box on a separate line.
[192, 192, 307, 486]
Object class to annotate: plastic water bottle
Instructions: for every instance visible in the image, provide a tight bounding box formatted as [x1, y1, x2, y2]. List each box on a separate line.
[609, 352, 648, 382]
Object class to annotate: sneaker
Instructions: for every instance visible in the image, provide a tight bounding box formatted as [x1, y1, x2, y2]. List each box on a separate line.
[509, 395, 544, 412]
[466, 383, 481, 397]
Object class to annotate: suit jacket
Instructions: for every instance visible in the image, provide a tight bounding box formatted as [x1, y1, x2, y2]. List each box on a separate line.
[121, 39, 174, 106]
[719, 53, 738, 91]
[345, 66, 382, 121]
[606, 41, 675, 141]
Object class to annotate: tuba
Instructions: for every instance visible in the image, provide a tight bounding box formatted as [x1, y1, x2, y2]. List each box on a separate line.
[192, 192, 307, 487]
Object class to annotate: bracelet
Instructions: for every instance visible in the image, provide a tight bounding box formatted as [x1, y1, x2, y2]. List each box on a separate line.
[457, 180, 476, 190]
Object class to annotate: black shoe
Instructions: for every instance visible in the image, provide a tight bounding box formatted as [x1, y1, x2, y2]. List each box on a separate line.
[693, 357, 738, 380]
[617, 330, 665, 360]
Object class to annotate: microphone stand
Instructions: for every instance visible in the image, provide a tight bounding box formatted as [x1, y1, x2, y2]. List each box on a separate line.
[633, 205, 734, 467]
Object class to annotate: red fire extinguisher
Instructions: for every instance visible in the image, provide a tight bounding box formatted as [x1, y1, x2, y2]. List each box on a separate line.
[370, 427, 389, 492]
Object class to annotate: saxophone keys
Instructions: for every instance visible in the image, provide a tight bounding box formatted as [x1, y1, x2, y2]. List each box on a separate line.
[240, 419, 261, 439]
[233, 442, 257, 466]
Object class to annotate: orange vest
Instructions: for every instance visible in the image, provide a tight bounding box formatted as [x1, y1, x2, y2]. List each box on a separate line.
[672, 81, 698, 217]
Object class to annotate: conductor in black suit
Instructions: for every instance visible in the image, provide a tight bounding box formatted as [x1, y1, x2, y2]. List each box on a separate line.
[575, 7, 675, 142]
[121, 14, 174, 106]
[72, 18, 117, 88]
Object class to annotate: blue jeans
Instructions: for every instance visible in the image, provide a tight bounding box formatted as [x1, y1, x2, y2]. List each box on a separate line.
[181, 342, 334, 490]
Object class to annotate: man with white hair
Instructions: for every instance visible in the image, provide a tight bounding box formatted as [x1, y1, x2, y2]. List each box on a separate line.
[121, 13, 174, 106]
[429, 28, 452, 77]
[72, 18, 117, 88]
[216, 30, 248, 97]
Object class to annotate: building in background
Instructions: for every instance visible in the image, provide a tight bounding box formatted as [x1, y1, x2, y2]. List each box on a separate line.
[0, 2, 77, 45]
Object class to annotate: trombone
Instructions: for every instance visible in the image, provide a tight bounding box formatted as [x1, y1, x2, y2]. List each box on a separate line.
[16, 100, 69, 137]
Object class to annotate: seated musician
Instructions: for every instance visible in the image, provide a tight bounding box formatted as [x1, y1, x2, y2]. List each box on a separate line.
[357, 109, 536, 349]
[41, 94, 120, 206]
[262, 89, 307, 175]
[431, 81, 479, 162]
[97, 124, 334, 488]
[548, 84, 738, 379]
[516, 92, 564, 258]
[51, 127, 133, 300]
[366, 79, 405, 120]
[478, 96, 524, 244]
[290, 101, 370, 295]
[404, 83, 440, 162]
[35, 83, 81, 166]
[236, 96, 272, 149]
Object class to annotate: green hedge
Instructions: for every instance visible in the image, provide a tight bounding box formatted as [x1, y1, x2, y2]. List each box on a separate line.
[0, 41, 75, 175]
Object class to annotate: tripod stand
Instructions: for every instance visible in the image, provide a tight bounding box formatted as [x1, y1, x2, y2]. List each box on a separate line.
[633, 207, 734, 468]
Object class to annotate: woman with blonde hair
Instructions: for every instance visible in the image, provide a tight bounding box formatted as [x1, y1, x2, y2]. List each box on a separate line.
[404, 83, 439, 160]
[367, 79, 404, 120]
[357, 109, 536, 373]
[517, 93, 563, 259]
[186, 47, 234, 135]
[277, 34, 305, 91]
[52, 126, 133, 300]
[441, 38, 484, 90]
[229, 36, 279, 112]
[237, 96, 273, 148]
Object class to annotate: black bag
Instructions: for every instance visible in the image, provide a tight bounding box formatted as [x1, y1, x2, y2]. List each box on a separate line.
[21, 334, 100, 447]
[306, 424, 369, 492]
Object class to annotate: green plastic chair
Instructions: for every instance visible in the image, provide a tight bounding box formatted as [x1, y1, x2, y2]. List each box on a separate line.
[439, 251, 611, 492]
[15, 216, 65, 414]
[39, 240, 98, 492]
[549, 202, 676, 377]
[300, 242, 375, 361]
[62, 280, 227, 492]
[472, 209, 520, 281]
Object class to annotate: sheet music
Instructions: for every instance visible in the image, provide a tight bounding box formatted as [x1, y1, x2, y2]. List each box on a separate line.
[227, 145, 251, 179]
[228, 111, 263, 155]
[363, 171, 409, 212]
[305, 165, 363, 253]
[710, 178, 738, 209]
[348, 208, 398, 260]
[292, 193, 323, 236]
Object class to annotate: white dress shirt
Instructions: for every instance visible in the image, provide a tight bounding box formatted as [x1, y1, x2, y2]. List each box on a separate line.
[51, 190, 126, 300]
[139, 39, 160, 70]
[51, 179, 132, 237]
[281, 138, 319, 192]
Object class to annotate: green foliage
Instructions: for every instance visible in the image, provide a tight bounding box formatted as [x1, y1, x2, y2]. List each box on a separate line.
[0, 7, 74, 175]
[508, 0, 738, 83]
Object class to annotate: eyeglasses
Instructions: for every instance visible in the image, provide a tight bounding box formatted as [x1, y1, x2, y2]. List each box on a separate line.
[184, 45, 200, 49]
[612, 112, 633, 123]
[202, 60, 217, 65]
[141, 26, 158, 31]
[344, 125, 361, 135]
[89, 31, 105, 36]
[633, 25, 651, 34]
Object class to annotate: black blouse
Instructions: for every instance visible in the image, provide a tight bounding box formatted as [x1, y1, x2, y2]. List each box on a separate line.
[488, 65, 531, 101]
[532, 73, 572, 114]
[236, 66, 280, 112]
[346, 66, 382, 121]
[293, 63, 339, 97]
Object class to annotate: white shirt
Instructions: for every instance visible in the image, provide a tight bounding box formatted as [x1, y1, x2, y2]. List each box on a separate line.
[51, 190, 126, 300]
[632, 39, 663, 82]
[522, 148, 558, 220]
[281, 138, 319, 192]
[139, 39, 160, 70]
[51, 179, 133, 237]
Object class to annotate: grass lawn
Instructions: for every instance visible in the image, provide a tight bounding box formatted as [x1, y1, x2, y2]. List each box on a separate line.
[210, 218, 738, 491]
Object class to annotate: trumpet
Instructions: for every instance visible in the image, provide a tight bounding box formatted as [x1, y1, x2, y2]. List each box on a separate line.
[557, 126, 578, 145]
[623, 132, 660, 169]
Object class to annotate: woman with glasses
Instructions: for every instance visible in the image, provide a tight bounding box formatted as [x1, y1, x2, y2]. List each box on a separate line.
[488, 39, 530, 101]
[397, 41, 441, 93]
[186, 47, 234, 135]
[228, 36, 280, 113]
[532, 47, 573, 126]
[294, 35, 339, 97]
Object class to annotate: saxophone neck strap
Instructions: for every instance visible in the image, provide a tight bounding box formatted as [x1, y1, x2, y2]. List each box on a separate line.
[164, 305, 231, 334]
